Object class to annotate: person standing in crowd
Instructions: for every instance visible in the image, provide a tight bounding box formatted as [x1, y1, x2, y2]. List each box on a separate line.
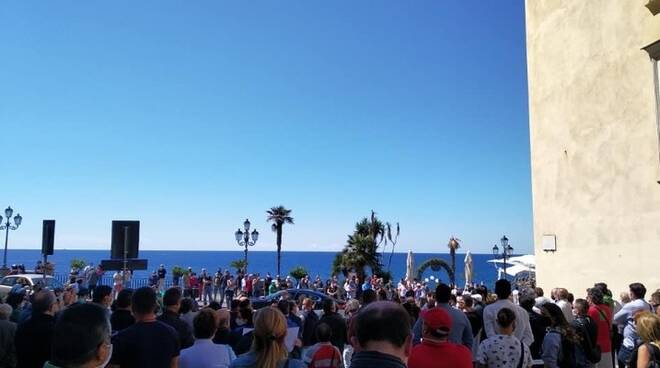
[651, 291, 660, 316]
[158, 264, 167, 292]
[408, 307, 472, 368]
[587, 287, 613, 368]
[180, 308, 236, 368]
[229, 307, 305, 368]
[87, 264, 101, 300]
[519, 288, 548, 360]
[158, 287, 195, 350]
[182, 268, 192, 298]
[318, 299, 347, 352]
[113, 270, 124, 299]
[572, 298, 599, 368]
[214, 270, 223, 303]
[110, 286, 180, 368]
[630, 312, 660, 368]
[15, 290, 58, 368]
[301, 298, 320, 347]
[412, 283, 473, 349]
[476, 307, 532, 368]
[93, 285, 114, 314]
[349, 301, 410, 368]
[111, 288, 135, 333]
[213, 308, 233, 346]
[614, 282, 652, 367]
[482, 279, 534, 346]
[555, 288, 575, 324]
[225, 275, 236, 308]
[540, 303, 579, 368]
[303, 323, 343, 368]
[44, 303, 113, 368]
[201, 269, 213, 305]
[0, 303, 16, 368]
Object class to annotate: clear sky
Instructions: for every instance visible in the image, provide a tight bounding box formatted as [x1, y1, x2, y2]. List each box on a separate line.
[0, 1, 531, 254]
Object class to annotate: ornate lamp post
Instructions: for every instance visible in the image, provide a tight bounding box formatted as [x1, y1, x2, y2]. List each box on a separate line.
[0, 206, 22, 270]
[492, 235, 513, 280]
[234, 219, 259, 275]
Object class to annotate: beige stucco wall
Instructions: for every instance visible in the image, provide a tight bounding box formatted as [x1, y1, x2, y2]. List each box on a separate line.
[526, 0, 660, 297]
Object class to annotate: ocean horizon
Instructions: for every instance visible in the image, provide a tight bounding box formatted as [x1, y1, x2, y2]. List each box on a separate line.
[6, 249, 508, 288]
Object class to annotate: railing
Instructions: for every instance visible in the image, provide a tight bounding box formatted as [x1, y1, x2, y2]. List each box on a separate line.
[54, 273, 179, 289]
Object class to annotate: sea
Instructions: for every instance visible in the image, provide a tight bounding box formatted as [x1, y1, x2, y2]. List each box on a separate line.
[7, 249, 503, 288]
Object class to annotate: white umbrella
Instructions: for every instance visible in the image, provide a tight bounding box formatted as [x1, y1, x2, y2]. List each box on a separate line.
[464, 251, 474, 286]
[405, 250, 415, 283]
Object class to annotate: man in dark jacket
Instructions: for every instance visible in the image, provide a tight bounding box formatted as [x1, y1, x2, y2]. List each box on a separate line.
[15, 290, 58, 368]
[350, 301, 410, 368]
[317, 298, 347, 352]
[157, 287, 194, 349]
[301, 298, 319, 347]
[572, 298, 599, 367]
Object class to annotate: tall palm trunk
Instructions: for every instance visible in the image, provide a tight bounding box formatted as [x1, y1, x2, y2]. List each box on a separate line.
[276, 223, 283, 276]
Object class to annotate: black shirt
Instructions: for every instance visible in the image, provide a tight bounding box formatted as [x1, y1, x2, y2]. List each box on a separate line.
[111, 309, 136, 332]
[110, 320, 180, 368]
[157, 310, 194, 349]
[158, 269, 166, 279]
[15, 313, 55, 368]
[351, 351, 406, 368]
[318, 312, 347, 351]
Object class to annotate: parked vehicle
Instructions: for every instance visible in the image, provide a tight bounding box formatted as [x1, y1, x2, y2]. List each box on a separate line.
[250, 288, 345, 310]
[0, 274, 64, 299]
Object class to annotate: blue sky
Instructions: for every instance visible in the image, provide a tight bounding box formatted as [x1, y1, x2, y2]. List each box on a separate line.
[0, 1, 531, 254]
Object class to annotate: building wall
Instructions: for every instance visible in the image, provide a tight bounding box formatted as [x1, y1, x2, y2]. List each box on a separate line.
[526, 0, 660, 296]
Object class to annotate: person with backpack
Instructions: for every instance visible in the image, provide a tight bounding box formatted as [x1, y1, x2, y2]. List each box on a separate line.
[630, 312, 660, 368]
[587, 287, 614, 368]
[541, 303, 580, 368]
[571, 299, 600, 368]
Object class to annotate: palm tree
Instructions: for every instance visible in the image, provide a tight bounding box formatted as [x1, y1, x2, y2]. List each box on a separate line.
[447, 237, 461, 286]
[266, 205, 294, 276]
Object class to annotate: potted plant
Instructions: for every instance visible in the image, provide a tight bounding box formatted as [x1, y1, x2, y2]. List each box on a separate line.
[289, 266, 308, 282]
[172, 266, 185, 286]
[230, 259, 247, 274]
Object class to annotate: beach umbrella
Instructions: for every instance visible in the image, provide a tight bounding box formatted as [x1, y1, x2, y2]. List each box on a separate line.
[464, 251, 474, 286]
[405, 250, 415, 283]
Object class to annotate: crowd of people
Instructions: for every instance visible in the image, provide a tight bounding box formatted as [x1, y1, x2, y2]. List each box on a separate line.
[0, 268, 659, 368]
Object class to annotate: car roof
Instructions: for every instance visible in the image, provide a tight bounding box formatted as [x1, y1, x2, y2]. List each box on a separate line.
[3, 274, 54, 278]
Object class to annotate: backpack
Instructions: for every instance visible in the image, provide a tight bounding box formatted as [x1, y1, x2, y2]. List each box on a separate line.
[550, 330, 577, 368]
[575, 317, 601, 363]
[647, 343, 660, 368]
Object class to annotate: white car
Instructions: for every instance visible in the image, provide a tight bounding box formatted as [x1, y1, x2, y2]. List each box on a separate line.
[0, 274, 63, 299]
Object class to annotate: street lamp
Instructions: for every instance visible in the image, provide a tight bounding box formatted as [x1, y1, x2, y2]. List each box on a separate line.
[0, 206, 22, 270]
[234, 219, 259, 275]
[492, 235, 514, 280]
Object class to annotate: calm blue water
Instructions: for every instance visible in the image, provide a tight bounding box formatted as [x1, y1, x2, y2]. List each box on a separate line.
[7, 249, 502, 287]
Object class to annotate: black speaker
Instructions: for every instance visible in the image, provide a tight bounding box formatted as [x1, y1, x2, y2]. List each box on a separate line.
[110, 221, 140, 259]
[100, 259, 148, 271]
[41, 220, 55, 256]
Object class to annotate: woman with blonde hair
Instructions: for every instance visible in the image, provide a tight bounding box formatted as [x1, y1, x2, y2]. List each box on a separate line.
[631, 312, 660, 368]
[230, 307, 305, 368]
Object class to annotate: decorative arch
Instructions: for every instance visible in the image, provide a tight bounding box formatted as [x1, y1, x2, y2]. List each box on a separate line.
[416, 258, 455, 285]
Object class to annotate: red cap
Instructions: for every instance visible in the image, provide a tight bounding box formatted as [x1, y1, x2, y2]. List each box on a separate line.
[420, 307, 452, 334]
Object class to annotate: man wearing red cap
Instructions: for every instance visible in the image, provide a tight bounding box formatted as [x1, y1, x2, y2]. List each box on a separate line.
[408, 307, 473, 368]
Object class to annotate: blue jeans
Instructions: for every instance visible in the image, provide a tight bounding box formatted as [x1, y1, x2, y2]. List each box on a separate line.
[618, 345, 634, 365]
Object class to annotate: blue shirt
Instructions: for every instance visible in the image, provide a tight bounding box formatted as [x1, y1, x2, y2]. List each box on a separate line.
[613, 298, 653, 349]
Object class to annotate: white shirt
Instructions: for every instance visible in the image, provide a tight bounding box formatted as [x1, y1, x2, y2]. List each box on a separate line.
[477, 334, 533, 368]
[555, 299, 574, 323]
[179, 339, 236, 368]
[483, 299, 534, 346]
